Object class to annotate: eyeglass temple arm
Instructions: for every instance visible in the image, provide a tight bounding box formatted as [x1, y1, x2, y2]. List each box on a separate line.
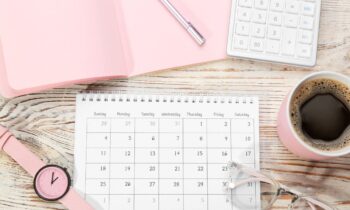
[307, 201, 317, 210]
[286, 186, 336, 210]
[302, 196, 336, 210]
[279, 185, 336, 210]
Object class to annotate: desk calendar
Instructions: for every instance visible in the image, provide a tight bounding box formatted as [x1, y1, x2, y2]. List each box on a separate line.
[74, 94, 260, 210]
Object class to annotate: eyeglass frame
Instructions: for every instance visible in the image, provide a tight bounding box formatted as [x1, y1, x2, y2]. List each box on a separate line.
[226, 161, 337, 210]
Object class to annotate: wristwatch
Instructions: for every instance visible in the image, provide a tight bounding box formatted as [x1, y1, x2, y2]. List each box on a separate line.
[0, 126, 94, 210]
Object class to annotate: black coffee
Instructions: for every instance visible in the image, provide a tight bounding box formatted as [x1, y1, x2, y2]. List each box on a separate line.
[291, 78, 350, 151]
[301, 94, 350, 140]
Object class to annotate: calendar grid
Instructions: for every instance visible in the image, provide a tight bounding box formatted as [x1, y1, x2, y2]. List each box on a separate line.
[205, 119, 209, 210]
[87, 193, 254, 196]
[84, 119, 88, 200]
[133, 118, 136, 210]
[82, 117, 258, 210]
[85, 146, 255, 149]
[84, 177, 252, 180]
[87, 131, 255, 134]
[230, 119, 233, 210]
[158, 118, 160, 210]
[182, 118, 185, 210]
[108, 118, 111, 210]
[253, 119, 257, 209]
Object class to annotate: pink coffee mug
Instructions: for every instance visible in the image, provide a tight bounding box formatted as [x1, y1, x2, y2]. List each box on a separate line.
[277, 71, 350, 160]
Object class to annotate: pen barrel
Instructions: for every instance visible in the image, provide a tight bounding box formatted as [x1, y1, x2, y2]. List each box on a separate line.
[160, 0, 189, 28]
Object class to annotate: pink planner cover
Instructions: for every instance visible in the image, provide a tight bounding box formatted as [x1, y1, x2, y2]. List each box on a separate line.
[0, 0, 231, 98]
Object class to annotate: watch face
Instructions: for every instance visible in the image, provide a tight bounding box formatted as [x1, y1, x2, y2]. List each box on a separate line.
[34, 165, 71, 201]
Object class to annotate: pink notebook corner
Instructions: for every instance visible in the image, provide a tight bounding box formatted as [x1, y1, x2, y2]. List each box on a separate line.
[0, 0, 231, 98]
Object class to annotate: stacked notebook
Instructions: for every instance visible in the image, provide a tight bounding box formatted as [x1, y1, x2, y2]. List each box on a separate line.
[0, 0, 231, 98]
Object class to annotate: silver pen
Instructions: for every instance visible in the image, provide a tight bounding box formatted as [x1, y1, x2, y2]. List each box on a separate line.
[159, 0, 206, 46]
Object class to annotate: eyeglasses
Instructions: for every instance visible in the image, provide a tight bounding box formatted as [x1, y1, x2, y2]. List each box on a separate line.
[225, 162, 337, 210]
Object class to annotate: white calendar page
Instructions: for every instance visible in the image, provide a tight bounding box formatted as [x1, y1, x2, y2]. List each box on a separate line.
[74, 94, 260, 210]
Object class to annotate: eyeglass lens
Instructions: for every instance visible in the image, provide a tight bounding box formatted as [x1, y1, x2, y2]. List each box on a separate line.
[230, 181, 279, 210]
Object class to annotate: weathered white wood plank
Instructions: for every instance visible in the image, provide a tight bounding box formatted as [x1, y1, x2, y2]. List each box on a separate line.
[1, 0, 350, 209]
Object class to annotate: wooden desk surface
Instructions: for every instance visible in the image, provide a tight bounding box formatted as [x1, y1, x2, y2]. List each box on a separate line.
[1, 1, 350, 209]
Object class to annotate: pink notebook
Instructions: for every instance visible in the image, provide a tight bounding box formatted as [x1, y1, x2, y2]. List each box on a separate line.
[0, 0, 231, 98]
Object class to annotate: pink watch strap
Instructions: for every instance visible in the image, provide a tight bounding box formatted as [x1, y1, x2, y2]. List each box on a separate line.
[0, 126, 95, 210]
[0, 127, 45, 176]
[60, 187, 94, 210]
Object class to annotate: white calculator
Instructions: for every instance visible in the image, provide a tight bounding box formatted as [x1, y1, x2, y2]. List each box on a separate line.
[227, 0, 321, 66]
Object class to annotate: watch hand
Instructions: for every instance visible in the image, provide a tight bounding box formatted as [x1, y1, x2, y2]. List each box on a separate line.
[51, 172, 59, 185]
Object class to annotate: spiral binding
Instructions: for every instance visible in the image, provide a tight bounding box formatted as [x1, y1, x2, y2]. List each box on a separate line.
[79, 93, 256, 104]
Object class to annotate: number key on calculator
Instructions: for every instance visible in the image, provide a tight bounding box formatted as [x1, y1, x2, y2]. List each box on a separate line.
[227, 0, 321, 66]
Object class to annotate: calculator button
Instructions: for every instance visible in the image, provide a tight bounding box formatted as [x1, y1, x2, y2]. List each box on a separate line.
[268, 12, 282, 26]
[237, 8, 251, 21]
[227, 0, 321, 66]
[300, 16, 314, 30]
[239, 0, 253, 8]
[233, 36, 249, 49]
[284, 14, 299, 28]
[298, 30, 313, 44]
[282, 29, 297, 56]
[270, 0, 285, 12]
[297, 44, 312, 58]
[301, 1, 316, 16]
[252, 24, 266, 38]
[236, 22, 250, 35]
[252, 10, 267, 23]
[266, 40, 280, 54]
[250, 38, 265, 51]
[286, 1, 300, 14]
[268, 26, 281, 40]
[254, 0, 268, 10]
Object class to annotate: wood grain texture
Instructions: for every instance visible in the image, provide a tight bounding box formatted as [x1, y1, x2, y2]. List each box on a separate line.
[1, 0, 350, 209]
